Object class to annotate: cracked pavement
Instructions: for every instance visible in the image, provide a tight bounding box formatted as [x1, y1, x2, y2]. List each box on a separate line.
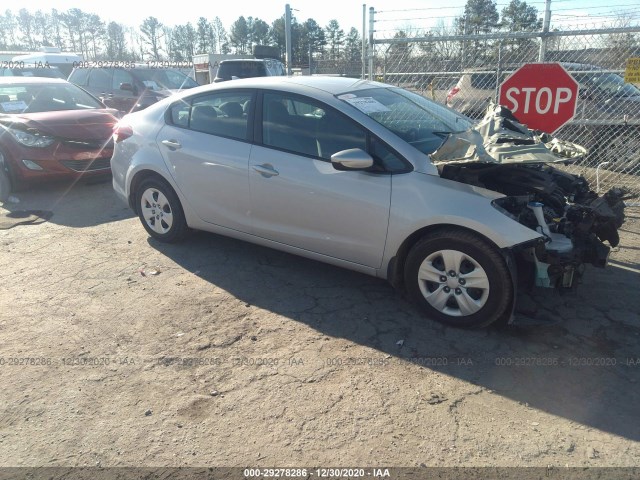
[0, 179, 639, 467]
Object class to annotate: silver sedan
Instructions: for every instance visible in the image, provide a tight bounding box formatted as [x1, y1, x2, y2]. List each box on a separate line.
[111, 76, 625, 327]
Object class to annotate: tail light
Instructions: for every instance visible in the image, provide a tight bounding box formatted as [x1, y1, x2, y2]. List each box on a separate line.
[113, 123, 133, 143]
[446, 86, 460, 103]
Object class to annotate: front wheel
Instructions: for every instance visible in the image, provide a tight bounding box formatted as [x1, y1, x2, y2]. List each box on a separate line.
[135, 177, 188, 243]
[404, 229, 513, 328]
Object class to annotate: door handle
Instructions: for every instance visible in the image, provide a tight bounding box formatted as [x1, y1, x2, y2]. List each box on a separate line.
[253, 163, 279, 178]
[161, 139, 182, 150]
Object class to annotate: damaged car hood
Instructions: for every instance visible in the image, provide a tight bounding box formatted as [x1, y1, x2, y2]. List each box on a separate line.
[431, 104, 587, 165]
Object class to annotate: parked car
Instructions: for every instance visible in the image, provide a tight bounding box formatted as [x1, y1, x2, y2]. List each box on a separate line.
[447, 63, 640, 121]
[446, 64, 640, 172]
[1, 64, 66, 79]
[68, 65, 198, 114]
[111, 76, 626, 328]
[0, 77, 118, 197]
[11, 48, 82, 77]
[213, 58, 286, 83]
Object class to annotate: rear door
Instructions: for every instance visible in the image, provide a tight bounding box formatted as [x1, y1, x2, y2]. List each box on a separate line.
[157, 90, 255, 232]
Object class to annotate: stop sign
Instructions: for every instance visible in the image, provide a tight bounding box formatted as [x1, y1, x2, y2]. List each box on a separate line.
[498, 63, 579, 133]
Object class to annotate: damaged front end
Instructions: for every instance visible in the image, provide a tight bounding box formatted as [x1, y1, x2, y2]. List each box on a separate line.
[432, 104, 628, 290]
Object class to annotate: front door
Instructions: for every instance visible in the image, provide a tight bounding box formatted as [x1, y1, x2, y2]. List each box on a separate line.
[249, 91, 391, 268]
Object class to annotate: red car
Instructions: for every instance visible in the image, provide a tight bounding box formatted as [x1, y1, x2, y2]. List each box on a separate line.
[0, 77, 118, 196]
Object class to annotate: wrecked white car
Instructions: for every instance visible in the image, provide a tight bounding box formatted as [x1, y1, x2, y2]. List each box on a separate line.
[112, 77, 627, 328]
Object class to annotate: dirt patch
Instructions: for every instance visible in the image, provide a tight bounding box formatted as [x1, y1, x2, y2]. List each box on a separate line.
[0, 179, 639, 467]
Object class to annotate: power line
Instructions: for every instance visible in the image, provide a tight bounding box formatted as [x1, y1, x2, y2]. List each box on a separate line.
[553, 3, 640, 12]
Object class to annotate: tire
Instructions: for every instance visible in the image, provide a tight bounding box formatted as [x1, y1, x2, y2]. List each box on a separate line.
[0, 149, 13, 203]
[135, 177, 188, 243]
[404, 228, 513, 328]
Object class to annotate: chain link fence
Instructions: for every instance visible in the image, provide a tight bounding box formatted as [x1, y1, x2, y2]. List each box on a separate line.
[369, 14, 640, 199]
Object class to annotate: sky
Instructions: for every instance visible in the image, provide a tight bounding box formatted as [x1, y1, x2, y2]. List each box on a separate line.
[17, 0, 640, 35]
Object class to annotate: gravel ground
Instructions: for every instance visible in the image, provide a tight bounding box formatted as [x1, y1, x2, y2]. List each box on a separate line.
[0, 178, 638, 468]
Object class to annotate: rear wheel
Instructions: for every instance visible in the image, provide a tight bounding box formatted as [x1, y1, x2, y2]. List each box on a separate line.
[135, 177, 188, 243]
[404, 229, 513, 328]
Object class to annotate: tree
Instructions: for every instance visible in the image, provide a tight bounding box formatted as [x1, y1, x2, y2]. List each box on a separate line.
[304, 18, 326, 55]
[501, 0, 540, 32]
[171, 23, 196, 60]
[605, 12, 640, 63]
[343, 27, 361, 63]
[85, 14, 106, 60]
[33, 10, 52, 47]
[252, 18, 270, 48]
[106, 22, 127, 60]
[211, 16, 227, 54]
[270, 16, 286, 57]
[59, 9, 86, 57]
[229, 16, 249, 54]
[463, 0, 499, 35]
[325, 20, 344, 60]
[500, 0, 541, 55]
[196, 17, 211, 54]
[140, 16, 163, 60]
[49, 9, 66, 50]
[458, 0, 500, 64]
[0, 11, 18, 49]
[387, 30, 413, 67]
[17, 9, 36, 50]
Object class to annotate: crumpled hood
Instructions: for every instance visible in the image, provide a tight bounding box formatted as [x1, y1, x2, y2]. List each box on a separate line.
[431, 104, 587, 165]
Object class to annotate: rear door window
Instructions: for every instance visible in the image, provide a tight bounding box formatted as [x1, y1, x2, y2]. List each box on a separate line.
[169, 91, 253, 141]
[471, 73, 497, 90]
[219, 62, 266, 80]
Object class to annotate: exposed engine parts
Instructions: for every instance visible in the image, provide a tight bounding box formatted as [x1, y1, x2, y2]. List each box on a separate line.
[439, 162, 628, 289]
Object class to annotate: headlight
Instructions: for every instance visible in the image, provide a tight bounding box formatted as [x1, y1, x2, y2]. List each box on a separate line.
[9, 128, 55, 148]
[491, 196, 525, 221]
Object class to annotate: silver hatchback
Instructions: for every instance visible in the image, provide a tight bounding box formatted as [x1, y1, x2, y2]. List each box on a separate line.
[111, 76, 625, 328]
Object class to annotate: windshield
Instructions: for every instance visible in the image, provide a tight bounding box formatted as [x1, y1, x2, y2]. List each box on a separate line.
[573, 72, 640, 98]
[338, 87, 473, 154]
[217, 62, 267, 80]
[0, 83, 104, 113]
[131, 69, 198, 90]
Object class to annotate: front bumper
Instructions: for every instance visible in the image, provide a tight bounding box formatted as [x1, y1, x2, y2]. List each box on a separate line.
[6, 141, 113, 184]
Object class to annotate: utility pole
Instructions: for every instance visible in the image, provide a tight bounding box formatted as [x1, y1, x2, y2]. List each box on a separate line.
[285, 4, 292, 75]
[539, 0, 551, 62]
[362, 4, 366, 79]
[368, 7, 374, 80]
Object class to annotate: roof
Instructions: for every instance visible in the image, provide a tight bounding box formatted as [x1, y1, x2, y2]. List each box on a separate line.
[12, 52, 82, 63]
[219, 58, 280, 63]
[207, 75, 387, 95]
[0, 77, 69, 85]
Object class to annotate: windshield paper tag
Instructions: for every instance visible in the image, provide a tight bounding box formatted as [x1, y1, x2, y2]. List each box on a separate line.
[1, 101, 28, 112]
[344, 97, 390, 113]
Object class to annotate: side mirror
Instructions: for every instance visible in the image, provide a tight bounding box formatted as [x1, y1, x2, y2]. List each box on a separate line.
[331, 148, 374, 171]
[119, 82, 134, 92]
